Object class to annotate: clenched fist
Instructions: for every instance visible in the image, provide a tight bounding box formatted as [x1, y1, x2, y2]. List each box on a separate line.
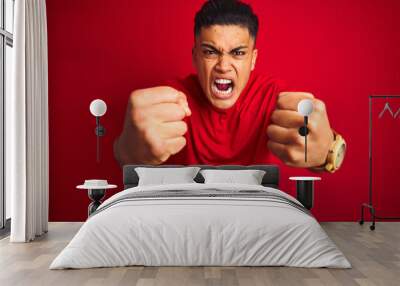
[114, 86, 191, 166]
[266, 92, 334, 168]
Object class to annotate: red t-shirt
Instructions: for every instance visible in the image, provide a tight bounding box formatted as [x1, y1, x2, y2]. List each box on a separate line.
[164, 72, 285, 165]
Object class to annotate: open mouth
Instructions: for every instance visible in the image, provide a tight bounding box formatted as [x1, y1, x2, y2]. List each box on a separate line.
[211, 78, 234, 99]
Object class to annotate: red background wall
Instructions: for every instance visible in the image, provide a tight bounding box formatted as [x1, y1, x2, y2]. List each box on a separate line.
[46, 0, 400, 222]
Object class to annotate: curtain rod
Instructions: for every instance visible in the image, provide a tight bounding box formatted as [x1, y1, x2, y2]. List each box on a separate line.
[369, 95, 400, 98]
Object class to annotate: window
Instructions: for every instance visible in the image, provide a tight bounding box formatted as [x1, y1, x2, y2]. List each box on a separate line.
[0, 0, 14, 234]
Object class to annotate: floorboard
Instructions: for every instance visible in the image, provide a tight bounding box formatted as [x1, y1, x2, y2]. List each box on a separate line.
[0, 222, 399, 286]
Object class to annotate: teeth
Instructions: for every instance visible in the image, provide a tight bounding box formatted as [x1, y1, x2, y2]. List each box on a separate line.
[212, 83, 233, 95]
[215, 78, 232, 84]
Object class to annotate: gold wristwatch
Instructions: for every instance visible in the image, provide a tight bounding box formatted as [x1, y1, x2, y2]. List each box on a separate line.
[312, 129, 347, 173]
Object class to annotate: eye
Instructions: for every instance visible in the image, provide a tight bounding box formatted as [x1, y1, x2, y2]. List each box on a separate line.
[233, 50, 246, 56]
[203, 49, 216, 55]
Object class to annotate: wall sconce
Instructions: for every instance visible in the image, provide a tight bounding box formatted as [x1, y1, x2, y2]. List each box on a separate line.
[89, 99, 107, 162]
[297, 99, 313, 162]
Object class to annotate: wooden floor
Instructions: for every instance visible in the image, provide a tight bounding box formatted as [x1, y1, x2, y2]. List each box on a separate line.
[0, 222, 399, 286]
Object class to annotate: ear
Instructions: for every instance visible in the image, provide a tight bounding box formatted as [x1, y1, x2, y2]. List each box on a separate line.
[251, 48, 258, 71]
[192, 47, 196, 68]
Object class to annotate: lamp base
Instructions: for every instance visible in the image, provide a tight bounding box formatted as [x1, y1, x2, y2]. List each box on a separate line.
[87, 189, 106, 216]
[296, 180, 314, 210]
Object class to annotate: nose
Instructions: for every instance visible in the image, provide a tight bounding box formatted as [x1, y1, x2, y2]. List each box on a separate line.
[214, 54, 233, 73]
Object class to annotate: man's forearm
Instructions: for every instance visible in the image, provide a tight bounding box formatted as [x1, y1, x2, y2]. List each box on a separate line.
[113, 135, 163, 167]
[113, 136, 127, 167]
[113, 135, 144, 167]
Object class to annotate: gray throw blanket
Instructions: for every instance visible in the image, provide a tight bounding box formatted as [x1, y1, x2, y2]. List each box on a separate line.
[90, 188, 310, 218]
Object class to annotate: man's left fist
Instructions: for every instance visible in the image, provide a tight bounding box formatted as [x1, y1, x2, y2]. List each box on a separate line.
[266, 92, 334, 168]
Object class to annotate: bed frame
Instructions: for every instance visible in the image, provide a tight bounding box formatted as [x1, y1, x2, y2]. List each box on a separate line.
[123, 164, 280, 190]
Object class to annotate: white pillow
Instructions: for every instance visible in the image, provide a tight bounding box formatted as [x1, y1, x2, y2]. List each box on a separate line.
[200, 169, 266, 185]
[135, 167, 201, 186]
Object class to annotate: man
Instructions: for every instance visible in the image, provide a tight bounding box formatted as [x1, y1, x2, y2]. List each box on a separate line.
[114, 0, 346, 173]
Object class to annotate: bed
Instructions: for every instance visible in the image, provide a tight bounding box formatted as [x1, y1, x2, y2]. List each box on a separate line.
[50, 164, 351, 269]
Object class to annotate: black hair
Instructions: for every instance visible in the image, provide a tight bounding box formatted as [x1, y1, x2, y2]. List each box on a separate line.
[194, 0, 259, 40]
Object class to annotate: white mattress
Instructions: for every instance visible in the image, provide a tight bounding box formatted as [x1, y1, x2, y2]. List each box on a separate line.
[50, 183, 351, 269]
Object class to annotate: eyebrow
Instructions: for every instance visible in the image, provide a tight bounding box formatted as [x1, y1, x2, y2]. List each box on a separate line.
[200, 43, 248, 53]
[230, 46, 249, 52]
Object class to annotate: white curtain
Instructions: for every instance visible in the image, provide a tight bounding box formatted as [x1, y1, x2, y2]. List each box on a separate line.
[7, 0, 49, 242]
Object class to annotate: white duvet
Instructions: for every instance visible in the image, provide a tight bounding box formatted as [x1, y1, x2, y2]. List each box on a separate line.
[50, 183, 351, 269]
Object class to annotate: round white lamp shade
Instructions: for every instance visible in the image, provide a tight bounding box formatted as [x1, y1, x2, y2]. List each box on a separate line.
[297, 99, 313, 116]
[90, 99, 107, 117]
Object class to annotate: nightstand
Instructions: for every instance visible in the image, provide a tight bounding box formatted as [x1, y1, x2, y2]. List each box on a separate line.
[289, 176, 321, 210]
[77, 180, 117, 216]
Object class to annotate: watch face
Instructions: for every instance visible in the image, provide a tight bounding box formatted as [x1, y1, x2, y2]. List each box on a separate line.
[336, 144, 346, 168]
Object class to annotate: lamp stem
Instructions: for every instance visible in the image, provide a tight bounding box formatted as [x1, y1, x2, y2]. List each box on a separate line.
[304, 116, 308, 162]
[96, 116, 100, 163]
[97, 134, 100, 163]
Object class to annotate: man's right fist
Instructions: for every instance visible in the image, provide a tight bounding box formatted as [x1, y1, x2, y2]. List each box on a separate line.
[114, 86, 191, 166]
